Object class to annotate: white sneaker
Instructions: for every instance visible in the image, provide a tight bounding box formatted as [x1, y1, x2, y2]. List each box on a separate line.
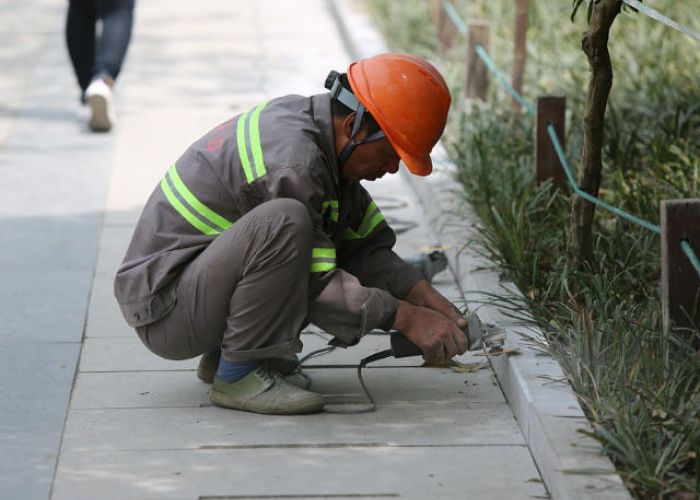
[85, 78, 116, 132]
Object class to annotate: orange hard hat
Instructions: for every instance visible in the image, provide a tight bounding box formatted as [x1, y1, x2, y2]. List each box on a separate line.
[347, 53, 451, 176]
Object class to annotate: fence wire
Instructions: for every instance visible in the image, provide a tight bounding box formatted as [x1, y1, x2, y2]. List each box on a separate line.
[622, 0, 700, 43]
[682, 241, 700, 277]
[474, 45, 535, 115]
[442, 0, 467, 36]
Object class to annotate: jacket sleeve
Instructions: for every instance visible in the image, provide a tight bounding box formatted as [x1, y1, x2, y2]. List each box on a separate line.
[257, 165, 399, 344]
[338, 185, 424, 300]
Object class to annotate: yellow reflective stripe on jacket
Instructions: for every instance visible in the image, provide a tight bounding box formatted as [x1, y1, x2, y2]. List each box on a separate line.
[311, 247, 336, 273]
[343, 201, 384, 240]
[236, 102, 268, 183]
[161, 164, 233, 235]
[321, 200, 339, 222]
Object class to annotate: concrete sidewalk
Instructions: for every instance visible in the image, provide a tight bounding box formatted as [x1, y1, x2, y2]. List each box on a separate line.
[56, 1, 546, 497]
[0, 1, 550, 498]
[0, 1, 115, 498]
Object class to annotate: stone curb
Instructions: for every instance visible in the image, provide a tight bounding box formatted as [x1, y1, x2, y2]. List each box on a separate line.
[328, 1, 633, 498]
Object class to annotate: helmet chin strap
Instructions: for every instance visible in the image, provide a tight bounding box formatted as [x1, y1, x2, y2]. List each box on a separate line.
[337, 105, 386, 167]
[329, 76, 385, 168]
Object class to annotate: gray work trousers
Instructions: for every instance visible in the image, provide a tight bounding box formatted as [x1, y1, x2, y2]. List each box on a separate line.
[136, 199, 314, 363]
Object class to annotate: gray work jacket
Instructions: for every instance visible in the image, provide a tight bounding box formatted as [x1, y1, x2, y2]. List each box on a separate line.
[114, 93, 423, 342]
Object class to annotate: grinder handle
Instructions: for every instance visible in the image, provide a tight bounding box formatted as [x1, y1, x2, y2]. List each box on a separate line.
[389, 331, 424, 358]
[390, 318, 475, 358]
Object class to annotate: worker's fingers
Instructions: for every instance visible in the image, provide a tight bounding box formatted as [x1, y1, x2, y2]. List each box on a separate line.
[411, 283, 466, 329]
[441, 303, 467, 329]
[449, 324, 468, 358]
[451, 333, 467, 355]
[434, 331, 451, 362]
[409, 305, 468, 363]
[423, 342, 442, 364]
[443, 335, 460, 360]
[433, 325, 464, 361]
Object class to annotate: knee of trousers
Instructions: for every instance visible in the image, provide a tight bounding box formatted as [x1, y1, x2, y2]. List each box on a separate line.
[270, 198, 311, 226]
[225, 198, 315, 276]
[259, 198, 313, 243]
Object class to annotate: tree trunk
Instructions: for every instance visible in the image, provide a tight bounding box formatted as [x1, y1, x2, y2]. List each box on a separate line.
[511, 0, 529, 112]
[570, 0, 622, 265]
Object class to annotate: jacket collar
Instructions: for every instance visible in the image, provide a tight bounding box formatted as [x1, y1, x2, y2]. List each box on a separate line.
[311, 93, 340, 185]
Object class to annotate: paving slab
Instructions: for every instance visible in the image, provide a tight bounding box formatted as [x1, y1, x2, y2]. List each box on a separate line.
[80, 336, 199, 373]
[310, 367, 504, 404]
[0, 2, 117, 497]
[61, 403, 524, 451]
[0, 342, 79, 500]
[70, 371, 209, 410]
[69, 367, 504, 411]
[84, 225, 143, 340]
[84, 275, 135, 339]
[51, 447, 546, 500]
[0, 0, 64, 147]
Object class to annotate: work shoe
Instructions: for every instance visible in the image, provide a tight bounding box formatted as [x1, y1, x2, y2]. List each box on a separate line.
[405, 250, 448, 283]
[210, 365, 324, 415]
[268, 356, 301, 376]
[197, 349, 300, 384]
[85, 77, 116, 132]
[197, 349, 221, 384]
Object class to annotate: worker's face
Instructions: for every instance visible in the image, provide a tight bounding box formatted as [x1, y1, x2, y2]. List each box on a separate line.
[340, 130, 402, 182]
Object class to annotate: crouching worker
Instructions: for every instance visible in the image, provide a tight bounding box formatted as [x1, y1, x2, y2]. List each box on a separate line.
[114, 53, 468, 415]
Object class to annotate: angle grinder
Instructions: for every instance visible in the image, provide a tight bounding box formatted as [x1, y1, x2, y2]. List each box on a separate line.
[389, 311, 505, 358]
[320, 312, 506, 414]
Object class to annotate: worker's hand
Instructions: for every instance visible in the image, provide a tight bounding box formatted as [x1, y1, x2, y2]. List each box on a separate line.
[393, 300, 468, 364]
[404, 279, 467, 330]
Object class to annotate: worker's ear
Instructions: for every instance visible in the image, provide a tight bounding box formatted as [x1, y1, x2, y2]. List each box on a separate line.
[342, 112, 367, 141]
[342, 112, 356, 140]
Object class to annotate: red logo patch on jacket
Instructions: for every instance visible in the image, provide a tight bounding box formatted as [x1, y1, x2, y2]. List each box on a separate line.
[207, 136, 225, 152]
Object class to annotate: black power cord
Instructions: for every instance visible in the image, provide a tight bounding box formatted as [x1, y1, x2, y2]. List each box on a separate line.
[298, 332, 394, 414]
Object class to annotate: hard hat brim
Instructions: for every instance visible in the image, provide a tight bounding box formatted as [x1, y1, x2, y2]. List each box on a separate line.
[395, 145, 433, 177]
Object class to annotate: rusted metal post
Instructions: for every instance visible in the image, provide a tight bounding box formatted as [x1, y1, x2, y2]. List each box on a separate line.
[536, 96, 566, 187]
[512, 0, 529, 112]
[466, 21, 490, 102]
[661, 199, 700, 335]
[438, 2, 458, 55]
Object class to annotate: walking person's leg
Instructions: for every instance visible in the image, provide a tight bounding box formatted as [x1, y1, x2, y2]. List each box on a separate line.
[66, 0, 97, 96]
[85, 0, 135, 131]
[93, 0, 135, 83]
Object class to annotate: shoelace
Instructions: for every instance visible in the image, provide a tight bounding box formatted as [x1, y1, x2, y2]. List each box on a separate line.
[256, 365, 280, 386]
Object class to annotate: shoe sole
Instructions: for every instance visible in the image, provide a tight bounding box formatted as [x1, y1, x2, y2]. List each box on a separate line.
[88, 93, 112, 132]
